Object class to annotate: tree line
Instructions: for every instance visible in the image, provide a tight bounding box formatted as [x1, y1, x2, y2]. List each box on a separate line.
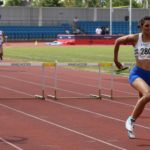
[2, 0, 150, 8]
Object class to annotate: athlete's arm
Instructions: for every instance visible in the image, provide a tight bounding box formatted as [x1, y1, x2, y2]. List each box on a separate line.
[114, 34, 137, 69]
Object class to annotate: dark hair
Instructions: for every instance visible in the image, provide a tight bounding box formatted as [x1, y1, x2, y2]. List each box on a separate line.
[138, 16, 150, 28]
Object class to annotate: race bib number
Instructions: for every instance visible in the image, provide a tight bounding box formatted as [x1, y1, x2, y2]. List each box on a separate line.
[138, 46, 150, 60]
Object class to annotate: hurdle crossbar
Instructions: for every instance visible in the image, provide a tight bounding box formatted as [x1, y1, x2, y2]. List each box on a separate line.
[0, 62, 55, 100]
[41, 61, 137, 101]
[47, 62, 102, 100]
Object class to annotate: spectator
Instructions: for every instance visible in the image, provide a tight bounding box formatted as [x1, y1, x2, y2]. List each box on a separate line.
[101, 26, 106, 35]
[73, 16, 81, 34]
[74, 28, 81, 35]
[73, 16, 79, 29]
[73, 16, 79, 24]
[0, 30, 5, 61]
[95, 27, 102, 35]
[105, 27, 109, 34]
[65, 30, 70, 34]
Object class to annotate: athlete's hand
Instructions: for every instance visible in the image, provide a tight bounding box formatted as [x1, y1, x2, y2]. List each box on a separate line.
[114, 60, 123, 69]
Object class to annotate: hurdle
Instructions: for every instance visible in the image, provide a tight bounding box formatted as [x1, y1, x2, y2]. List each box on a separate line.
[99, 62, 137, 100]
[88, 62, 113, 99]
[0, 61, 137, 101]
[110, 62, 138, 100]
[47, 61, 138, 101]
[0, 62, 55, 100]
[47, 62, 101, 100]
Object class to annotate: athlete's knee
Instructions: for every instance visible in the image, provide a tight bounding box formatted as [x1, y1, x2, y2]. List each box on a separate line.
[142, 90, 150, 104]
[139, 92, 143, 98]
[142, 88, 150, 96]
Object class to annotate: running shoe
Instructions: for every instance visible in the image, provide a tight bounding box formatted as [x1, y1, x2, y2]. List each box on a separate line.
[125, 116, 136, 139]
[128, 130, 135, 139]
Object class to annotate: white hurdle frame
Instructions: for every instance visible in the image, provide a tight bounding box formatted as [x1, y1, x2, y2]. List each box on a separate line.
[2, 61, 137, 101]
[47, 61, 138, 100]
[110, 62, 138, 100]
[0, 62, 47, 100]
[96, 62, 114, 99]
[47, 62, 101, 100]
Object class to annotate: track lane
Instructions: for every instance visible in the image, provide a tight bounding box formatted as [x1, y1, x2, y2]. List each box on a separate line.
[0, 100, 127, 150]
[0, 63, 150, 150]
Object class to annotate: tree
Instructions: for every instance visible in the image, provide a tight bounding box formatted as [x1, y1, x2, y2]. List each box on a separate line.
[4, 0, 22, 6]
[62, 0, 76, 7]
[3, 0, 144, 8]
[62, 0, 83, 7]
[104, 0, 142, 8]
[75, 0, 83, 7]
[141, 0, 149, 8]
[0, 0, 3, 6]
[84, 0, 100, 7]
[62, 0, 100, 7]
[31, 0, 63, 7]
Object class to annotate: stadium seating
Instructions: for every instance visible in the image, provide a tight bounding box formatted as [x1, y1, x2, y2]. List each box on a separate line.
[76, 21, 139, 35]
[0, 24, 72, 41]
[0, 21, 139, 41]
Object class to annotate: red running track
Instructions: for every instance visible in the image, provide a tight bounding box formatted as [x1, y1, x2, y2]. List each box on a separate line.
[0, 65, 150, 150]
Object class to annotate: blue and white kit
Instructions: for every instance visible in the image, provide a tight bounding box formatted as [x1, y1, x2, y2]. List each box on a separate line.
[129, 65, 150, 86]
[129, 33, 150, 85]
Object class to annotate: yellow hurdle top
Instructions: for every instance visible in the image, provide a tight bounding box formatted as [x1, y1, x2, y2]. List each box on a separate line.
[0, 62, 135, 68]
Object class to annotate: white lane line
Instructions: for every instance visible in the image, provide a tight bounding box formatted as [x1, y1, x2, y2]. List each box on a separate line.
[0, 103, 126, 150]
[0, 85, 33, 97]
[1, 71, 150, 110]
[0, 70, 138, 98]
[46, 99, 150, 130]
[0, 137, 23, 150]
[103, 98, 150, 111]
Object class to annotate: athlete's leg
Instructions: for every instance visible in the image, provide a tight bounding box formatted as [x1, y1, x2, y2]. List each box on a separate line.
[131, 78, 150, 120]
[125, 77, 150, 138]
[139, 91, 143, 98]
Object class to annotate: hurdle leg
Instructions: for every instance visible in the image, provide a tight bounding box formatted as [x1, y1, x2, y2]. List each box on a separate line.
[89, 63, 102, 100]
[110, 64, 114, 99]
[98, 64, 102, 99]
[35, 64, 45, 100]
[47, 62, 58, 100]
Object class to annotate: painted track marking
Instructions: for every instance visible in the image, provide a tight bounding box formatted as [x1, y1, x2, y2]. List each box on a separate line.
[46, 99, 150, 130]
[0, 137, 23, 150]
[0, 103, 127, 150]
